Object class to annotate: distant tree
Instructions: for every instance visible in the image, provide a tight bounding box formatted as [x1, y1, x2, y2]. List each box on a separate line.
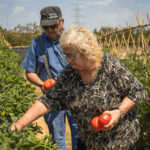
[93, 28, 99, 36]
[4, 22, 43, 46]
[0, 25, 7, 33]
[99, 26, 113, 35]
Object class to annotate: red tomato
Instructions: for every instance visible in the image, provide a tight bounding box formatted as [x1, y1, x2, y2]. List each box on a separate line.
[48, 79, 56, 87]
[91, 117, 103, 130]
[98, 113, 111, 129]
[44, 79, 56, 90]
[44, 80, 51, 90]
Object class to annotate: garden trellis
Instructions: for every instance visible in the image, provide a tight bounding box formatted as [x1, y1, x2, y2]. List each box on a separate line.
[97, 12, 150, 63]
[97, 14, 150, 149]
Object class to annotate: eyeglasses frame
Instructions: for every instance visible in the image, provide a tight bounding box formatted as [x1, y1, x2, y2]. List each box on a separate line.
[42, 19, 61, 30]
[60, 51, 80, 60]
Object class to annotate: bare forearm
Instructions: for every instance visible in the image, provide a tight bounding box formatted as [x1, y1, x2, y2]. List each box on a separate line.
[119, 97, 137, 115]
[26, 71, 44, 88]
[104, 97, 138, 130]
[17, 100, 51, 128]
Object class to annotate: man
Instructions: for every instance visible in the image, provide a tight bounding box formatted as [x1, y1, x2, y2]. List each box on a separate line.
[21, 6, 78, 150]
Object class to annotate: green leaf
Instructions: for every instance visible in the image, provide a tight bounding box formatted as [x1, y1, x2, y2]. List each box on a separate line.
[1, 110, 5, 116]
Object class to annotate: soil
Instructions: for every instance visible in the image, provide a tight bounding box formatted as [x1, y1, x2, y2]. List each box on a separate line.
[23, 71, 72, 150]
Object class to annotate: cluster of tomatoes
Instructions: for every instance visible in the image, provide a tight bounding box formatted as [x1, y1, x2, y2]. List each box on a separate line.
[91, 113, 111, 130]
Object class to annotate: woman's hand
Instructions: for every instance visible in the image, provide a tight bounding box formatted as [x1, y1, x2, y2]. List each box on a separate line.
[101, 97, 137, 131]
[102, 110, 121, 131]
[10, 122, 23, 133]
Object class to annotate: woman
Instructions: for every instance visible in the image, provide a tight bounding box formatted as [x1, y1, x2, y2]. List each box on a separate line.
[11, 25, 148, 150]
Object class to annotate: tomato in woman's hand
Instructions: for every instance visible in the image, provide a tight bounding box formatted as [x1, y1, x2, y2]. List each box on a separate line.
[91, 113, 111, 130]
[44, 79, 56, 90]
[91, 117, 103, 130]
[98, 113, 111, 129]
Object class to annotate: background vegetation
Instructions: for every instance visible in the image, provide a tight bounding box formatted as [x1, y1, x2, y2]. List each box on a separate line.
[0, 22, 43, 46]
[94, 26, 150, 43]
[0, 23, 150, 47]
[0, 35, 60, 150]
[103, 47, 150, 150]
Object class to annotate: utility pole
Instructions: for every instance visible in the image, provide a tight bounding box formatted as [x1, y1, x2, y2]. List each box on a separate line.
[7, 16, 8, 30]
[71, 3, 84, 26]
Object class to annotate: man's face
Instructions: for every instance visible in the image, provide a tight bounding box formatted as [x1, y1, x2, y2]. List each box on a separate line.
[44, 19, 64, 42]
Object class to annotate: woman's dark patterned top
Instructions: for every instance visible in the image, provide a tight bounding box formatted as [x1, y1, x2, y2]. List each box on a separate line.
[38, 53, 148, 150]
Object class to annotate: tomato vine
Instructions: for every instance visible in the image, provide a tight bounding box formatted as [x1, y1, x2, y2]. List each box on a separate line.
[103, 46, 150, 150]
[0, 35, 60, 150]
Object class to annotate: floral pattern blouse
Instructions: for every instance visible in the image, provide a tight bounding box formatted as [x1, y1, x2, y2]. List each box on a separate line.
[38, 53, 148, 150]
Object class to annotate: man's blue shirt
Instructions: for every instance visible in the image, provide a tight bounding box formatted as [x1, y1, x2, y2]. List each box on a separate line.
[21, 32, 68, 81]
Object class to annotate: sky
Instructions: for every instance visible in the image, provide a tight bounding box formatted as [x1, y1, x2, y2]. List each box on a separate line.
[0, 0, 150, 32]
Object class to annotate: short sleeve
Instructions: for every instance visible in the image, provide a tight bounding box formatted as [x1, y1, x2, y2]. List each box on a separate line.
[21, 39, 37, 73]
[103, 53, 148, 103]
[38, 67, 69, 110]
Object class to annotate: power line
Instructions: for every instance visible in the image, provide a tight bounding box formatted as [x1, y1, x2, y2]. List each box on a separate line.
[7, 16, 8, 30]
[71, 3, 84, 26]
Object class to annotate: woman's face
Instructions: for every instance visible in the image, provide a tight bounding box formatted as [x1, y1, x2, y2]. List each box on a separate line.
[63, 46, 88, 70]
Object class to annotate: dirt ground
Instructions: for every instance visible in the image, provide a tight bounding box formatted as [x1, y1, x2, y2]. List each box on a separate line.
[24, 72, 72, 150]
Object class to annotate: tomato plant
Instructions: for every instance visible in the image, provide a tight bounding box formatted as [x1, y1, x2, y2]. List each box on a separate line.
[103, 47, 150, 149]
[0, 35, 60, 150]
[44, 79, 56, 90]
[98, 113, 111, 129]
[91, 117, 103, 130]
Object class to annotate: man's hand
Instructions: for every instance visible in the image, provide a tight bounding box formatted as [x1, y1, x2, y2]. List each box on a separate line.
[26, 71, 45, 91]
[41, 78, 57, 93]
[41, 82, 49, 93]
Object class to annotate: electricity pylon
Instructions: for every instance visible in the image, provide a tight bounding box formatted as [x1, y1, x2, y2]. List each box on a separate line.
[71, 3, 84, 26]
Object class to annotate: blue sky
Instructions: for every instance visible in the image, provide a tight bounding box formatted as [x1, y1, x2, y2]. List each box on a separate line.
[0, 0, 150, 32]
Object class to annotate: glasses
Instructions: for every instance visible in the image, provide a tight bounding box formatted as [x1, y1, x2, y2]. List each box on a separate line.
[42, 20, 61, 30]
[60, 51, 80, 60]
